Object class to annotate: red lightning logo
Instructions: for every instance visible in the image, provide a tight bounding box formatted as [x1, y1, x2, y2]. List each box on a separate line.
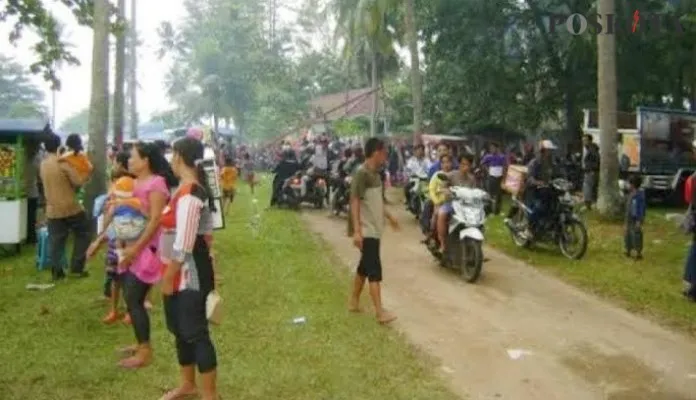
[632, 10, 640, 32]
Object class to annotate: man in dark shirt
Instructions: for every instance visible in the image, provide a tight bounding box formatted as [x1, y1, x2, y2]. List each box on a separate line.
[581, 134, 600, 210]
[524, 140, 557, 236]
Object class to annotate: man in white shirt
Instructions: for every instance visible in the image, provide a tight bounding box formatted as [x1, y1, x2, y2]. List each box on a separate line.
[404, 144, 431, 202]
[302, 141, 329, 198]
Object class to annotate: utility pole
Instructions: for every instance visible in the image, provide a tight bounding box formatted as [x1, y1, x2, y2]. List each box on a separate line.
[127, 0, 138, 139]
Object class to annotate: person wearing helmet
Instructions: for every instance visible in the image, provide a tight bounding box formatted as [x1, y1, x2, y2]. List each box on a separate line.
[523, 140, 557, 237]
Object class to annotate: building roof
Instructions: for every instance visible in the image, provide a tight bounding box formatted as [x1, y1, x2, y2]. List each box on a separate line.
[308, 87, 385, 122]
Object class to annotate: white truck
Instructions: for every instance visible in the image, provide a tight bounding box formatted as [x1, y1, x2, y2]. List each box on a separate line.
[582, 107, 696, 201]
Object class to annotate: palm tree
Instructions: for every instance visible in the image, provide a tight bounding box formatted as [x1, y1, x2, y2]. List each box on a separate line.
[333, 0, 399, 136]
[113, 0, 126, 146]
[84, 0, 111, 214]
[596, 0, 623, 218]
[404, 0, 422, 142]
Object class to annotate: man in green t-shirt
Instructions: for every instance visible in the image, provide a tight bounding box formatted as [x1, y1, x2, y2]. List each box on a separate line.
[348, 137, 399, 324]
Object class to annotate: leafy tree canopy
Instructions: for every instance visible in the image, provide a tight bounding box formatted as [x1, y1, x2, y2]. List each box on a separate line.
[0, 55, 46, 118]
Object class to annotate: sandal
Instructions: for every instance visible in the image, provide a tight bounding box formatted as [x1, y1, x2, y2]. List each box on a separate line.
[116, 345, 138, 357]
[158, 388, 198, 400]
[377, 311, 397, 325]
[102, 311, 120, 324]
[118, 355, 150, 369]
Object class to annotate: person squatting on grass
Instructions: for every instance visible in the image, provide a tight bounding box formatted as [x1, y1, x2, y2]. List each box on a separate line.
[349, 137, 400, 325]
[624, 174, 645, 260]
[159, 136, 219, 400]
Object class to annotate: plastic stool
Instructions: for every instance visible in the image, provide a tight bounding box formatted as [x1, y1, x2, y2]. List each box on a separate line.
[36, 226, 68, 271]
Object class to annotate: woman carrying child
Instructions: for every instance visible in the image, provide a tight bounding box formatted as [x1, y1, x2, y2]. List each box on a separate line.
[87, 143, 175, 369]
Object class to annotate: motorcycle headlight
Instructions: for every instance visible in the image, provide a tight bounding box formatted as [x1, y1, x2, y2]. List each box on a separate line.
[560, 192, 575, 205]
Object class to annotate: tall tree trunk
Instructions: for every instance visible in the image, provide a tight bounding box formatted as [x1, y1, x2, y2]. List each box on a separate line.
[404, 0, 422, 143]
[112, 0, 126, 146]
[596, 0, 622, 219]
[370, 50, 378, 137]
[84, 0, 111, 217]
[128, 0, 138, 139]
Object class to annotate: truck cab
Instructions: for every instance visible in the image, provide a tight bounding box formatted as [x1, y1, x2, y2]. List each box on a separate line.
[582, 107, 696, 199]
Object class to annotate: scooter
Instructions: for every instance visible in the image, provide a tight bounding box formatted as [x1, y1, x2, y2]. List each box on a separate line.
[421, 187, 489, 283]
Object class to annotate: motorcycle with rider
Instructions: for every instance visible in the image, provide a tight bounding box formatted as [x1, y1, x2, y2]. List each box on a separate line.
[404, 144, 431, 219]
[420, 154, 488, 282]
[505, 140, 588, 259]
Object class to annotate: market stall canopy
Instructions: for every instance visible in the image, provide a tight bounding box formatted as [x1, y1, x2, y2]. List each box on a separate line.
[0, 119, 49, 137]
[421, 134, 470, 144]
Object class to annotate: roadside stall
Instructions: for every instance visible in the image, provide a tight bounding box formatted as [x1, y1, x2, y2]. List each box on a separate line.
[0, 119, 48, 255]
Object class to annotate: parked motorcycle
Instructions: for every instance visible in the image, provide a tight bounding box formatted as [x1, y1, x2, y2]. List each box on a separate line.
[330, 174, 351, 216]
[405, 172, 429, 218]
[420, 186, 489, 283]
[301, 166, 328, 209]
[506, 178, 588, 260]
[277, 172, 303, 209]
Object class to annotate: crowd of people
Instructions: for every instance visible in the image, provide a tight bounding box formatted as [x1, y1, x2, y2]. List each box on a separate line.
[37, 129, 221, 400]
[23, 126, 696, 399]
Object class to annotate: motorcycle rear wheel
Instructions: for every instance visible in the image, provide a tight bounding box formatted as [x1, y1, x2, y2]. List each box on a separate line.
[460, 238, 483, 283]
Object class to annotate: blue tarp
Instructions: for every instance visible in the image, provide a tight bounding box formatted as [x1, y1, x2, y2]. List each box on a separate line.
[0, 119, 49, 137]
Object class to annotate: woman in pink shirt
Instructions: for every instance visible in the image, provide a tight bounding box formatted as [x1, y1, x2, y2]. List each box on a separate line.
[118, 142, 174, 368]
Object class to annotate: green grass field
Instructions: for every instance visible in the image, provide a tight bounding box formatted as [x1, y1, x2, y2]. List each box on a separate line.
[485, 200, 696, 335]
[0, 182, 458, 400]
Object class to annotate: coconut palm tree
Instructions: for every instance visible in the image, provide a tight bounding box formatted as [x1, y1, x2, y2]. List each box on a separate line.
[333, 0, 400, 136]
[84, 0, 110, 213]
[404, 0, 422, 141]
[113, 0, 126, 146]
[596, 0, 623, 218]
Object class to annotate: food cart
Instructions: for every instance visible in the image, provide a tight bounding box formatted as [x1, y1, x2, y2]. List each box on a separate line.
[0, 119, 48, 254]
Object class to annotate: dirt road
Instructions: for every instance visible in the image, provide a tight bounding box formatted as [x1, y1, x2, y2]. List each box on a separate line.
[303, 205, 696, 400]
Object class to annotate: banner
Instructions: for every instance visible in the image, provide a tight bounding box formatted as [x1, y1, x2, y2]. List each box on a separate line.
[201, 159, 224, 230]
[621, 133, 640, 168]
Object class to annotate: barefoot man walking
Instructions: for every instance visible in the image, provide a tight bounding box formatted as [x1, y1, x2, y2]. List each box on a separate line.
[348, 137, 399, 324]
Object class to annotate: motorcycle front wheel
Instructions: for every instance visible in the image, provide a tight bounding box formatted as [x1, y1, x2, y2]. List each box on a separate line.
[460, 238, 483, 283]
[558, 219, 588, 260]
[509, 208, 531, 248]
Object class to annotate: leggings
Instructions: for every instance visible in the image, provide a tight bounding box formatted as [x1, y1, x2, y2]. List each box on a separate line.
[123, 272, 152, 344]
[164, 290, 217, 373]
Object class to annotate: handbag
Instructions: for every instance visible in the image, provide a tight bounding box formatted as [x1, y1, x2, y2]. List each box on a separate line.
[206, 290, 223, 325]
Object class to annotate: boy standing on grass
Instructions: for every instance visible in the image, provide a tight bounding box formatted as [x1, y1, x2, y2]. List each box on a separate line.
[220, 158, 238, 214]
[348, 137, 400, 324]
[624, 174, 646, 260]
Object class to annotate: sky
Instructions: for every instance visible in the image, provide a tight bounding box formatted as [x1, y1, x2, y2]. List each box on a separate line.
[0, 0, 335, 129]
[0, 0, 194, 127]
